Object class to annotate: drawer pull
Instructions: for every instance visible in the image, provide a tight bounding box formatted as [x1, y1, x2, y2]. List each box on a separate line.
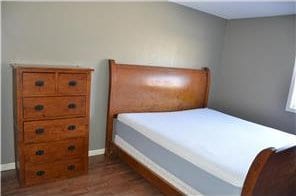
[35, 105, 44, 111]
[67, 165, 76, 171]
[68, 80, 77, 86]
[35, 80, 44, 87]
[36, 170, 45, 176]
[68, 125, 76, 131]
[68, 145, 76, 151]
[35, 150, 44, 156]
[35, 128, 44, 134]
[68, 103, 76, 109]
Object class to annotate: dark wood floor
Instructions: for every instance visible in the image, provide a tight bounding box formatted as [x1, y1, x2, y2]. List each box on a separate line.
[1, 155, 163, 196]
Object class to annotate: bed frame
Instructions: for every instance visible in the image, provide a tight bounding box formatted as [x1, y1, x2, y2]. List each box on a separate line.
[105, 59, 296, 196]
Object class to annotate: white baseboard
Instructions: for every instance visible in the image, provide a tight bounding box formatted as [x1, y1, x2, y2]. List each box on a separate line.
[1, 162, 16, 172]
[88, 148, 105, 156]
[1, 148, 105, 172]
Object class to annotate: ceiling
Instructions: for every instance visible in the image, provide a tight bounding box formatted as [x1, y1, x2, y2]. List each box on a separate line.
[172, 1, 296, 19]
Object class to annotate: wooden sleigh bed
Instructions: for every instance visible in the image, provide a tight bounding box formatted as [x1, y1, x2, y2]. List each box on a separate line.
[105, 59, 296, 196]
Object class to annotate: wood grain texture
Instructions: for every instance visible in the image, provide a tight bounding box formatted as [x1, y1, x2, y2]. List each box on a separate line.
[105, 59, 210, 195]
[105, 59, 210, 158]
[23, 118, 88, 143]
[242, 145, 296, 196]
[24, 158, 85, 186]
[11, 64, 95, 71]
[117, 145, 183, 196]
[105, 60, 296, 196]
[12, 65, 93, 186]
[24, 138, 85, 163]
[22, 72, 56, 96]
[57, 73, 88, 95]
[23, 96, 87, 120]
[1, 155, 163, 196]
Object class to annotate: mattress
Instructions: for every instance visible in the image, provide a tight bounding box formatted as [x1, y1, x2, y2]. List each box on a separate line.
[116, 108, 296, 188]
[114, 120, 241, 195]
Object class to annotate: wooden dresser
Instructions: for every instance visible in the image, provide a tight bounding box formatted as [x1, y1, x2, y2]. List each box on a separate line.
[12, 65, 93, 186]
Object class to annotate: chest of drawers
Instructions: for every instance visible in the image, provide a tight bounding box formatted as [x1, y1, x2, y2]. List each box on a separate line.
[12, 65, 93, 186]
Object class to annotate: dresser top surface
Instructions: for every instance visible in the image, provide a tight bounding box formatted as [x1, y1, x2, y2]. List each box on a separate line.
[11, 64, 94, 71]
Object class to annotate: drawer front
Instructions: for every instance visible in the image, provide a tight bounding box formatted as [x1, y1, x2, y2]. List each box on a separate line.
[24, 118, 88, 143]
[24, 138, 85, 163]
[58, 73, 87, 95]
[59, 138, 86, 160]
[25, 162, 57, 185]
[22, 72, 56, 96]
[58, 158, 85, 178]
[23, 96, 86, 119]
[25, 158, 85, 185]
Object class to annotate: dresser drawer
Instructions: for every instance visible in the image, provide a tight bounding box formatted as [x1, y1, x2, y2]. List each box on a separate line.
[25, 158, 85, 185]
[58, 73, 87, 95]
[24, 138, 85, 163]
[23, 96, 86, 119]
[25, 162, 57, 185]
[23, 118, 88, 143]
[58, 158, 86, 178]
[22, 72, 56, 96]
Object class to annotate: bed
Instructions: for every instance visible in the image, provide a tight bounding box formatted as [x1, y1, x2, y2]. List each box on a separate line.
[105, 59, 296, 196]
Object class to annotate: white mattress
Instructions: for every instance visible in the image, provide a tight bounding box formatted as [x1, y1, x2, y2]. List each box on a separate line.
[117, 108, 296, 187]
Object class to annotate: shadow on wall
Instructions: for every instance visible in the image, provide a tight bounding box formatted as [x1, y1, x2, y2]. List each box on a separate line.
[1, 63, 15, 164]
[88, 59, 110, 152]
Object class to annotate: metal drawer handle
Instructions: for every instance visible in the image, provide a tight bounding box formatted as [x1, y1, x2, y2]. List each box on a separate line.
[36, 170, 45, 176]
[35, 150, 44, 156]
[68, 103, 76, 109]
[68, 145, 76, 151]
[35, 128, 44, 134]
[67, 165, 75, 171]
[35, 80, 44, 87]
[68, 125, 76, 131]
[35, 105, 44, 111]
[68, 80, 77, 86]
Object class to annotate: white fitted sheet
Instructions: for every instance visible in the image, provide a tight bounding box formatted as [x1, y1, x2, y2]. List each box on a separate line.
[117, 108, 296, 187]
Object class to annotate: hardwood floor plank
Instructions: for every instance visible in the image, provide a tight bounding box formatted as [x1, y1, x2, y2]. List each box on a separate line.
[1, 155, 163, 196]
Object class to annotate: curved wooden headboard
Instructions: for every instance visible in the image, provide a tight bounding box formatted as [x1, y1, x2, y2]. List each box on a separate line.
[105, 59, 211, 157]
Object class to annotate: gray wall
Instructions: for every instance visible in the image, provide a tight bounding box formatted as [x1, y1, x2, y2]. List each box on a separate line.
[1, 2, 226, 164]
[212, 15, 296, 134]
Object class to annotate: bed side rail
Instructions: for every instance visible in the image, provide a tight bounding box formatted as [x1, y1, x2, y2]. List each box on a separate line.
[242, 145, 296, 196]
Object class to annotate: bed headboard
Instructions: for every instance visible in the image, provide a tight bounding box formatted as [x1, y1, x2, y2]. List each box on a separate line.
[105, 59, 211, 157]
